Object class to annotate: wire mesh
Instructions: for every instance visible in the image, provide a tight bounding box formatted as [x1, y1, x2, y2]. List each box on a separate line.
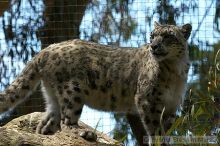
[0, 0, 219, 145]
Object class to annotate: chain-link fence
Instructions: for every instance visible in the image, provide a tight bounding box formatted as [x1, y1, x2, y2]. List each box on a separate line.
[0, 0, 219, 145]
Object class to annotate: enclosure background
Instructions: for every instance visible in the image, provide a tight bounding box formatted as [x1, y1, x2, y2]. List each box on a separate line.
[0, 0, 219, 145]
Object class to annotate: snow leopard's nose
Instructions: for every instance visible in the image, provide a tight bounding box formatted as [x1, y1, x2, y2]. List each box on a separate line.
[150, 43, 167, 57]
[151, 44, 161, 51]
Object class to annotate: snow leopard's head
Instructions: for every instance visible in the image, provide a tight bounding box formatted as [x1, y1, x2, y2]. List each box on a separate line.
[150, 22, 192, 61]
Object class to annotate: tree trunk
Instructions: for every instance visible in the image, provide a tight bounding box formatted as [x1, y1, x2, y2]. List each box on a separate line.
[0, 1, 9, 16]
[39, 0, 89, 48]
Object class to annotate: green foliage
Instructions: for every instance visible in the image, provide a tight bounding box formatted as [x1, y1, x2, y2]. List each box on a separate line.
[89, 0, 137, 43]
[165, 46, 220, 145]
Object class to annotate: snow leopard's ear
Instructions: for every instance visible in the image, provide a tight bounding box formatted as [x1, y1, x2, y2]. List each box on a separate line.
[180, 23, 192, 40]
[154, 21, 161, 29]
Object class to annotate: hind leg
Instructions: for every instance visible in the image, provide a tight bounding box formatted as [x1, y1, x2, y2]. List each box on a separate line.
[56, 81, 97, 141]
[60, 95, 97, 142]
[60, 95, 84, 127]
[36, 81, 61, 134]
[55, 81, 84, 127]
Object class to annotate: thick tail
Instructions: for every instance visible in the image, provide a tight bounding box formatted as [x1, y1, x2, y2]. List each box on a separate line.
[0, 56, 40, 113]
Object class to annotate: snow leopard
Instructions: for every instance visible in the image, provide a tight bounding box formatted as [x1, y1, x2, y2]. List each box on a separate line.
[0, 22, 192, 139]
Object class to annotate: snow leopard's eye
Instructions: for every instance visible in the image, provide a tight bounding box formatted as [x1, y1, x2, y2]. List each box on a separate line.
[162, 34, 177, 42]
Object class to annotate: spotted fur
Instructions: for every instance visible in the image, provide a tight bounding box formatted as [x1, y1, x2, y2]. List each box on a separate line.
[0, 22, 191, 137]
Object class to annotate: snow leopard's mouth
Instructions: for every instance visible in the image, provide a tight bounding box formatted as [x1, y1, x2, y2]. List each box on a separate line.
[151, 49, 168, 57]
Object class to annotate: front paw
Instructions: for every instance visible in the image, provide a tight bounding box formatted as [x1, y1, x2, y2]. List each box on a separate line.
[36, 113, 61, 135]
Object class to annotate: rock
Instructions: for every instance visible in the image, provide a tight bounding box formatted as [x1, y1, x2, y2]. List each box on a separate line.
[0, 112, 123, 146]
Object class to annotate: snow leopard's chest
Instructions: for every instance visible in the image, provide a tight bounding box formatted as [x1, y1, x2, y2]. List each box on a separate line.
[149, 63, 187, 114]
